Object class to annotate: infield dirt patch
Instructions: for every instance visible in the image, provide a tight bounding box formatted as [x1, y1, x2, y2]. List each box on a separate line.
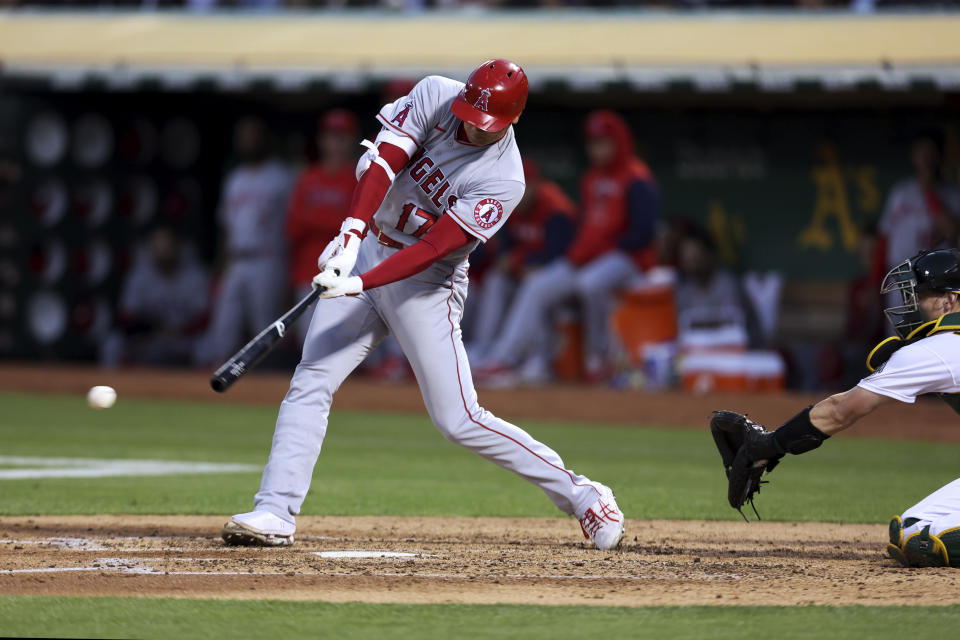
[1, 515, 955, 607]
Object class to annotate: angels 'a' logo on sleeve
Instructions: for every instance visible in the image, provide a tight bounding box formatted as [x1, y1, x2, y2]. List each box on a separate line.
[391, 102, 414, 128]
[473, 88, 491, 112]
[473, 198, 503, 229]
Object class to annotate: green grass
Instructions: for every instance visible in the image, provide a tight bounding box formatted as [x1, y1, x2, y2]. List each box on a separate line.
[1, 596, 959, 639]
[0, 390, 957, 522]
[1, 390, 955, 635]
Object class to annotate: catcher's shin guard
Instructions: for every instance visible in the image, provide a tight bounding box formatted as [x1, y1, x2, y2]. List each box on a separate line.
[886, 515, 909, 567]
[889, 515, 903, 547]
[901, 525, 948, 568]
[937, 527, 960, 568]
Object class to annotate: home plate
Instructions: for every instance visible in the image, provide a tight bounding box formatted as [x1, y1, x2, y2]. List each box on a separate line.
[313, 551, 430, 559]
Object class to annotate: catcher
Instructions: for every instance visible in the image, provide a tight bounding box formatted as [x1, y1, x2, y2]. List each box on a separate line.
[711, 248, 960, 568]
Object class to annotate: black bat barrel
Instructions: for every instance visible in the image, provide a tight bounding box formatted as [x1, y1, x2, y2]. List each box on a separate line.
[210, 322, 285, 392]
[209, 286, 323, 393]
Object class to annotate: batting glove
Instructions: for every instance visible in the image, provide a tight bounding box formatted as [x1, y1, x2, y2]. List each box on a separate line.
[313, 271, 363, 298]
[317, 217, 367, 275]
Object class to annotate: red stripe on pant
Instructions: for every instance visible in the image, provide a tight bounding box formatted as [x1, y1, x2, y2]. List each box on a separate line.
[443, 279, 600, 503]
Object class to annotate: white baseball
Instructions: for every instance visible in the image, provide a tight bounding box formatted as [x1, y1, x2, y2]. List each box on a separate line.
[87, 385, 117, 410]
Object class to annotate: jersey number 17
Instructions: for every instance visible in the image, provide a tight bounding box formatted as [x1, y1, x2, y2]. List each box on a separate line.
[396, 203, 439, 238]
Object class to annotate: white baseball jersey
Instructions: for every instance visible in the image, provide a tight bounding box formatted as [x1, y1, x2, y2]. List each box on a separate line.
[219, 159, 293, 255]
[880, 178, 960, 267]
[371, 75, 525, 266]
[858, 331, 960, 403]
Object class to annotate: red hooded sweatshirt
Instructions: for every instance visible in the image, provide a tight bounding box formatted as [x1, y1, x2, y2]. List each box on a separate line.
[567, 110, 659, 268]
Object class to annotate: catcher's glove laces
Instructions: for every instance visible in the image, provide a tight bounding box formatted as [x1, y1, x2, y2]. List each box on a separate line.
[737, 479, 767, 522]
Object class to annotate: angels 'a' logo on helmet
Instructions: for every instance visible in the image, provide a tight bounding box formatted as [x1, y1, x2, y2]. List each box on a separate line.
[473, 88, 492, 113]
[473, 198, 503, 229]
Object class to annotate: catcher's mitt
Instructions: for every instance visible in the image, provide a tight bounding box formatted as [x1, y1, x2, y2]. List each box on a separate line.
[710, 410, 784, 521]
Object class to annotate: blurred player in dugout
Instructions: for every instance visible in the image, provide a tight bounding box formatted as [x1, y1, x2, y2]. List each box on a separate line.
[100, 227, 210, 367]
[197, 117, 294, 366]
[879, 128, 960, 270]
[463, 157, 577, 362]
[285, 110, 360, 344]
[873, 128, 960, 342]
[476, 109, 660, 383]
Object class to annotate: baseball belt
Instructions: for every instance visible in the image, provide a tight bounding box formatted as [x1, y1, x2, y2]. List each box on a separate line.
[369, 221, 405, 250]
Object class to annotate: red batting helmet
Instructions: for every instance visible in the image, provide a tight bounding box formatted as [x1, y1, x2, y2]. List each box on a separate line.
[452, 59, 528, 133]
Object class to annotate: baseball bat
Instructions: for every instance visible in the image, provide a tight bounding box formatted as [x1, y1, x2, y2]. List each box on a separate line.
[210, 286, 324, 393]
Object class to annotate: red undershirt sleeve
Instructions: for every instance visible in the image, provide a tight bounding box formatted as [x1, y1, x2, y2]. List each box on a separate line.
[347, 142, 410, 225]
[359, 215, 475, 291]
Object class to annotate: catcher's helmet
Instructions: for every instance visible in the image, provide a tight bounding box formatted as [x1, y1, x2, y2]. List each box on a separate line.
[452, 59, 528, 133]
[881, 248, 960, 337]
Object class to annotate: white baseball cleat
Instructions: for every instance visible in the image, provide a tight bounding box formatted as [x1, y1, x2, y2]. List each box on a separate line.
[578, 485, 624, 550]
[222, 510, 295, 547]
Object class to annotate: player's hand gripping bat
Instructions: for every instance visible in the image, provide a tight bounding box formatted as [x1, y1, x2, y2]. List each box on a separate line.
[210, 286, 324, 392]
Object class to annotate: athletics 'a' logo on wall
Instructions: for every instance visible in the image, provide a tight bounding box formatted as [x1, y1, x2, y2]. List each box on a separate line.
[473, 89, 492, 113]
[473, 198, 503, 229]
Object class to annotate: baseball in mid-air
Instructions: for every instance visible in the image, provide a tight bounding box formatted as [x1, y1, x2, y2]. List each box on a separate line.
[86, 385, 117, 410]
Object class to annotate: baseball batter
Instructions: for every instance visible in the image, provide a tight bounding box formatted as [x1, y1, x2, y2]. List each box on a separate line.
[221, 60, 624, 550]
[710, 248, 960, 567]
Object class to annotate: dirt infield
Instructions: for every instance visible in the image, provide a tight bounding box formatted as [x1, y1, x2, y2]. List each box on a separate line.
[2, 363, 959, 441]
[1, 515, 955, 607]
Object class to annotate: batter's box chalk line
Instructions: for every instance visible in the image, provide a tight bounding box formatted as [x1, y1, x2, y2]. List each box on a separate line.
[2, 536, 190, 551]
[313, 551, 435, 559]
[1, 557, 262, 576]
[0, 456, 259, 479]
